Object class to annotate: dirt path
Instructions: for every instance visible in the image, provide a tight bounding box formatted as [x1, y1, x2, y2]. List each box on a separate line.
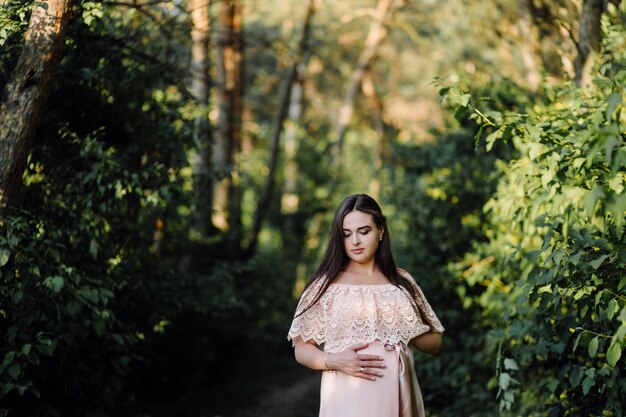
[230, 373, 320, 417]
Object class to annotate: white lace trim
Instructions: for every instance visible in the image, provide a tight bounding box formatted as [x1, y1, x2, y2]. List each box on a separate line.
[287, 272, 444, 353]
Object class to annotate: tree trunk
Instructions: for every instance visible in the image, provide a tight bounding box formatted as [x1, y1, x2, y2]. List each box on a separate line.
[362, 72, 386, 200]
[517, 0, 541, 91]
[280, 76, 304, 217]
[227, 0, 244, 252]
[189, 0, 214, 235]
[0, 0, 74, 213]
[246, 0, 316, 257]
[214, 0, 244, 238]
[329, 0, 394, 171]
[575, 0, 603, 87]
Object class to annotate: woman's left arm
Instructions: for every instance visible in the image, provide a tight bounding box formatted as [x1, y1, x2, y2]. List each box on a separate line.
[410, 332, 442, 355]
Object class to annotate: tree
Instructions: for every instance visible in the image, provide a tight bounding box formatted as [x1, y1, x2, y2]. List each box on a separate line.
[329, 0, 395, 171]
[575, 0, 603, 86]
[0, 0, 75, 212]
[189, 0, 214, 235]
[246, 0, 316, 257]
[213, 0, 243, 244]
[517, 0, 541, 91]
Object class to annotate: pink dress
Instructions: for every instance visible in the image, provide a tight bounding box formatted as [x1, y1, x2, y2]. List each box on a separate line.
[287, 270, 444, 417]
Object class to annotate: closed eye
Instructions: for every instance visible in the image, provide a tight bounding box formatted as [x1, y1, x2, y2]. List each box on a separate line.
[343, 227, 372, 237]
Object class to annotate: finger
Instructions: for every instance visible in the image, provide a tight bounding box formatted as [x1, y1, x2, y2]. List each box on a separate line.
[359, 360, 386, 369]
[356, 354, 385, 362]
[355, 367, 380, 381]
[350, 342, 370, 352]
[359, 366, 385, 377]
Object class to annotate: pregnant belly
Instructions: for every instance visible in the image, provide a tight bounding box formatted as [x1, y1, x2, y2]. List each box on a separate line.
[319, 341, 400, 417]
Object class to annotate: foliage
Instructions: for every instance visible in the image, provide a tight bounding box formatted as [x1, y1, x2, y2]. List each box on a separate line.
[0, 110, 194, 415]
[441, 5, 626, 416]
[0, 2, 195, 415]
[0, 0, 31, 50]
[3, 0, 626, 416]
[387, 77, 531, 417]
[390, 131, 501, 417]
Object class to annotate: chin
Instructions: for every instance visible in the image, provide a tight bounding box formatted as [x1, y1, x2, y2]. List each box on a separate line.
[351, 256, 374, 264]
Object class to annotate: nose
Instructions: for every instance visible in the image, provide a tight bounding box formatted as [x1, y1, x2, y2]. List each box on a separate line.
[351, 233, 360, 246]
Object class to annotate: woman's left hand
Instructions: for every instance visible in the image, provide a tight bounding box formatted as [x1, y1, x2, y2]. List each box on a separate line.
[325, 342, 386, 380]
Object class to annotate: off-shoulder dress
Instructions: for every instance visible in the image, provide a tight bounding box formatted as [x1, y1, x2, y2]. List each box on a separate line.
[287, 269, 444, 417]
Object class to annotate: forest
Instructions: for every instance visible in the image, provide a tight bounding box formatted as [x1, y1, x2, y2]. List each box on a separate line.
[0, 0, 625, 416]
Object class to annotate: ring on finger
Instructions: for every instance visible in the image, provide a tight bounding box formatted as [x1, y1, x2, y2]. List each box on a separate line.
[360, 367, 365, 373]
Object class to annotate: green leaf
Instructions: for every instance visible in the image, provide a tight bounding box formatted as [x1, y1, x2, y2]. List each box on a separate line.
[606, 92, 622, 121]
[582, 375, 595, 395]
[93, 318, 106, 337]
[0, 382, 14, 397]
[456, 93, 471, 107]
[569, 366, 584, 387]
[89, 239, 99, 259]
[7, 363, 20, 380]
[612, 147, 626, 175]
[604, 134, 621, 164]
[543, 378, 559, 393]
[607, 299, 619, 320]
[11, 290, 23, 303]
[449, 92, 471, 108]
[504, 358, 519, 370]
[582, 186, 606, 218]
[36, 345, 52, 356]
[499, 372, 511, 390]
[588, 336, 599, 358]
[2, 351, 16, 367]
[44, 276, 64, 293]
[619, 276, 626, 292]
[7, 326, 18, 342]
[590, 254, 610, 270]
[503, 391, 514, 403]
[528, 142, 547, 160]
[486, 128, 504, 152]
[0, 248, 10, 267]
[573, 331, 583, 352]
[606, 193, 626, 238]
[607, 341, 622, 366]
[81, 287, 99, 304]
[608, 173, 625, 193]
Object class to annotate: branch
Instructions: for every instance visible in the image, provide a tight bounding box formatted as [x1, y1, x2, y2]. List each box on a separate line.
[245, 0, 317, 257]
[101, 0, 175, 8]
[329, 0, 397, 171]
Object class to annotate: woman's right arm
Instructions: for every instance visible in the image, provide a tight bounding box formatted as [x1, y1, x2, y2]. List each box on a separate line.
[293, 337, 386, 380]
[293, 337, 327, 370]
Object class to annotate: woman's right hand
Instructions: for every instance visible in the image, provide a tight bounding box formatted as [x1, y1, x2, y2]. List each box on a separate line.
[326, 342, 386, 381]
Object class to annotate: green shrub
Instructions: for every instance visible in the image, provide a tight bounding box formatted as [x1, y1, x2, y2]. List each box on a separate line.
[443, 6, 626, 416]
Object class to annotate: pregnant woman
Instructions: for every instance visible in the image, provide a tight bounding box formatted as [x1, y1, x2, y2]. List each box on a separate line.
[288, 194, 444, 417]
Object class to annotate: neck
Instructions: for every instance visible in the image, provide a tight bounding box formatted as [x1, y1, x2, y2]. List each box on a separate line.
[345, 261, 378, 276]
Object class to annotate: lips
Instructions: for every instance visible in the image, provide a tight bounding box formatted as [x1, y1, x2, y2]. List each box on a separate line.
[351, 248, 365, 254]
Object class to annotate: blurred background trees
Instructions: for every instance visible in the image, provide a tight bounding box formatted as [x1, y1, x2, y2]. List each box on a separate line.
[0, 0, 624, 416]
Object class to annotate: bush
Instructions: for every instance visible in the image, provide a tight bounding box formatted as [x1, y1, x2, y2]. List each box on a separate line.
[443, 6, 626, 416]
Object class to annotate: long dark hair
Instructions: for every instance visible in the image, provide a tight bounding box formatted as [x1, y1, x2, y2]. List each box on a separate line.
[297, 194, 418, 316]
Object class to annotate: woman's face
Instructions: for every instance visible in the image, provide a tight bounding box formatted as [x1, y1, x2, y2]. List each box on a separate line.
[341, 210, 382, 266]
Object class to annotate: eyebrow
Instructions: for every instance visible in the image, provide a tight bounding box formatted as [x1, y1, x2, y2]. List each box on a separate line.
[342, 225, 372, 232]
